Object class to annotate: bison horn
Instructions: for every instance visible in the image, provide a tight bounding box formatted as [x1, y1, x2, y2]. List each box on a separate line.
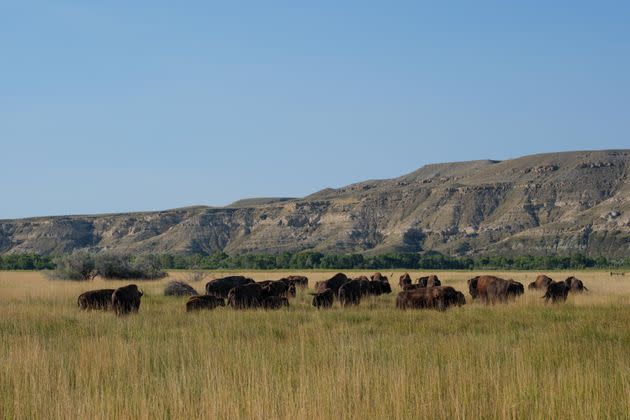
[139, 289, 144, 296]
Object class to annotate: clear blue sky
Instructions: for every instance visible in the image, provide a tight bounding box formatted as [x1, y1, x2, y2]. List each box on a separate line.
[1, 1, 629, 219]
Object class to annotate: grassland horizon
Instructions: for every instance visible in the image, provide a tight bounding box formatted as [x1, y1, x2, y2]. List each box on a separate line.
[1, 270, 629, 419]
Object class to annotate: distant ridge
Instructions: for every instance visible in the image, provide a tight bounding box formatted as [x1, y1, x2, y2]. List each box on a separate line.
[228, 197, 297, 207]
[1, 150, 629, 257]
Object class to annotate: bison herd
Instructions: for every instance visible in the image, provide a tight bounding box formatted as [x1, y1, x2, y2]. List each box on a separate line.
[76, 272, 589, 315]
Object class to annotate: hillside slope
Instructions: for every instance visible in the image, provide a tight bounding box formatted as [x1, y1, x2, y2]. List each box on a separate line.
[1, 150, 629, 257]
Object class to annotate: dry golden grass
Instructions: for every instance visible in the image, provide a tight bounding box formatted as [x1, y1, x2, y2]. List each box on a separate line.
[1, 270, 629, 419]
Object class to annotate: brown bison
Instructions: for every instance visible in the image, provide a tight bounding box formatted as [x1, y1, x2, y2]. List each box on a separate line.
[186, 295, 225, 312]
[281, 275, 309, 289]
[262, 296, 289, 310]
[164, 281, 198, 297]
[468, 276, 524, 304]
[417, 275, 441, 287]
[310, 289, 334, 309]
[528, 275, 553, 291]
[339, 280, 363, 306]
[315, 273, 350, 294]
[369, 279, 392, 295]
[112, 284, 144, 316]
[205, 276, 254, 298]
[542, 281, 570, 303]
[565, 276, 588, 293]
[227, 283, 265, 309]
[399, 273, 412, 288]
[258, 280, 294, 298]
[78, 289, 115, 310]
[396, 286, 465, 311]
[371, 272, 388, 282]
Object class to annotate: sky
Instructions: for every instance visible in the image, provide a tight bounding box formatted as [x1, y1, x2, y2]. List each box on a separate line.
[1, 1, 629, 219]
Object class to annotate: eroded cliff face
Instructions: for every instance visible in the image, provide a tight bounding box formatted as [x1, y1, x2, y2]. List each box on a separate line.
[1, 150, 629, 257]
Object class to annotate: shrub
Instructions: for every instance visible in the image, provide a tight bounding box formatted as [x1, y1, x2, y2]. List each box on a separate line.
[48, 251, 97, 281]
[95, 253, 167, 280]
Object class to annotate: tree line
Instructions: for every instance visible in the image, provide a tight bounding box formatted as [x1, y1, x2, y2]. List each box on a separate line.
[1, 251, 628, 273]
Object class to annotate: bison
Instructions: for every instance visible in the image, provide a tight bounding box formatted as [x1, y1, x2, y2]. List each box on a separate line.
[565, 276, 588, 293]
[468, 276, 524, 304]
[78, 289, 115, 311]
[112, 284, 144, 316]
[371, 272, 388, 282]
[369, 279, 392, 296]
[311, 289, 334, 309]
[417, 275, 441, 287]
[186, 295, 225, 312]
[396, 286, 464, 311]
[281, 275, 309, 289]
[205, 276, 254, 299]
[227, 283, 265, 309]
[315, 273, 350, 294]
[542, 281, 570, 303]
[164, 281, 198, 297]
[262, 279, 297, 298]
[399, 273, 412, 289]
[528, 275, 553, 291]
[339, 280, 363, 306]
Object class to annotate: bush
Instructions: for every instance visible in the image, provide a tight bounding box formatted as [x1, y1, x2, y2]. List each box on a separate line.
[95, 253, 167, 280]
[48, 251, 97, 281]
[47, 252, 166, 280]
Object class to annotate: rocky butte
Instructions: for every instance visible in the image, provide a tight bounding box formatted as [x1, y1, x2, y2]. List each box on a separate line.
[1, 150, 629, 258]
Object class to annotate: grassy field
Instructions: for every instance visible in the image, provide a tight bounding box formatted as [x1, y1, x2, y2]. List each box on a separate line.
[1, 270, 629, 419]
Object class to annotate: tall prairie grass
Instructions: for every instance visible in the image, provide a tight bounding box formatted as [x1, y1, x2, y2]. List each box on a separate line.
[1, 270, 629, 419]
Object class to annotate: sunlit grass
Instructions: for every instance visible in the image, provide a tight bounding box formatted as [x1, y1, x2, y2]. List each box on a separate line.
[1, 270, 629, 419]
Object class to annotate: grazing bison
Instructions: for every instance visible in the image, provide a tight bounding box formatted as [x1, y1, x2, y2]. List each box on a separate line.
[186, 295, 225, 312]
[112, 284, 144, 316]
[369, 280, 392, 295]
[78, 289, 115, 311]
[258, 280, 290, 298]
[399, 273, 412, 288]
[417, 275, 441, 287]
[565, 276, 588, 293]
[311, 289, 334, 309]
[205, 276, 254, 299]
[164, 281, 198, 297]
[339, 280, 363, 306]
[396, 286, 464, 311]
[315, 273, 350, 294]
[542, 281, 570, 303]
[468, 276, 524, 304]
[262, 296, 289, 310]
[528, 275, 553, 291]
[281, 275, 309, 289]
[227, 283, 265, 309]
